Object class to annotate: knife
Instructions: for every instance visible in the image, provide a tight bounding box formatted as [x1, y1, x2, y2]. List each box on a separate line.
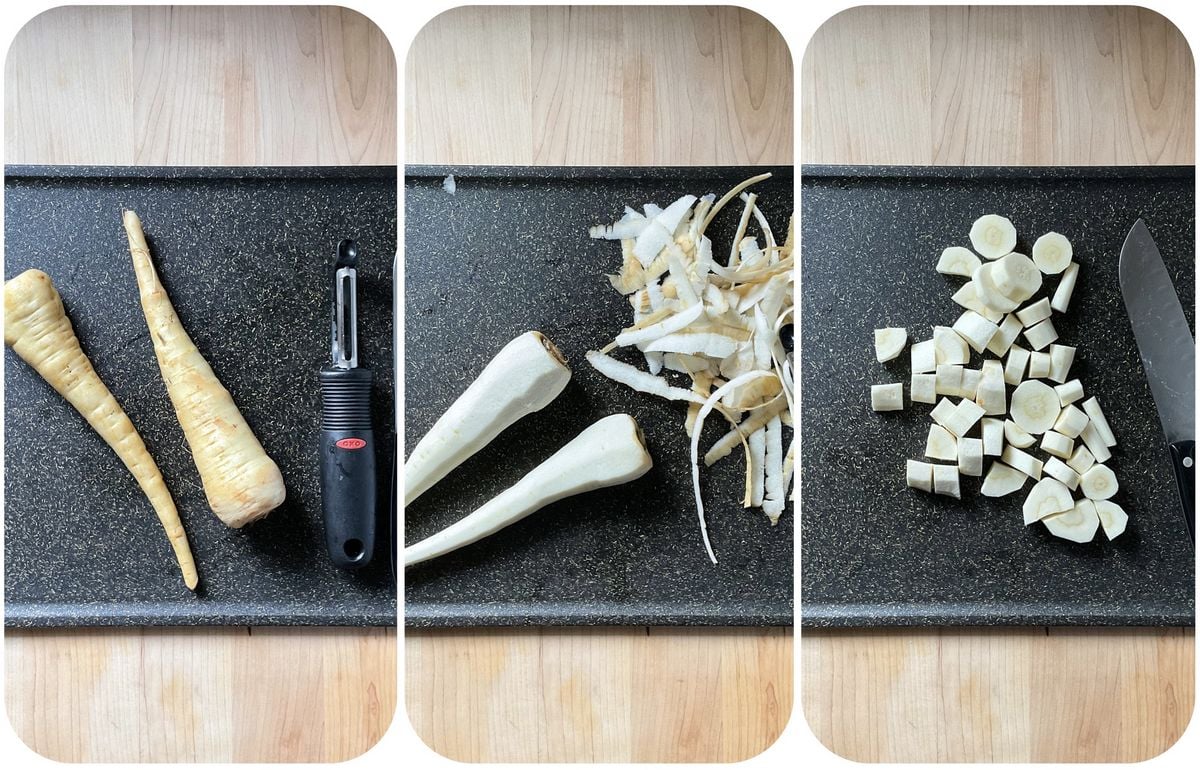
[1118, 219, 1195, 544]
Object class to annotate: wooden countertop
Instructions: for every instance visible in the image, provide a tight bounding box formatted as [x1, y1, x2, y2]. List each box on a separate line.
[801, 6, 1193, 762]
[4, 7, 396, 762]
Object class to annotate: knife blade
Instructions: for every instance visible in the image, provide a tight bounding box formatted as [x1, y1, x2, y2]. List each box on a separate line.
[1118, 218, 1194, 543]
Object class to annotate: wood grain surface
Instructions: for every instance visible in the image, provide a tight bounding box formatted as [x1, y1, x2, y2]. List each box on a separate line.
[4, 6, 396, 763]
[407, 627, 793, 763]
[802, 5, 1195, 166]
[802, 5, 1194, 762]
[404, 5, 795, 763]
[4, 5, 397, 165]
[5, 628, 396, 762]
[405, 5, 793, 166]
[803, 627, 1193, 762]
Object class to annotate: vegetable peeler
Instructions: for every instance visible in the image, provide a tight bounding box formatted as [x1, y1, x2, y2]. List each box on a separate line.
[319, 239, 376, 569]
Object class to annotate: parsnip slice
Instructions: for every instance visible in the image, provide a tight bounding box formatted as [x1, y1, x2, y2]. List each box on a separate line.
[1051, 262, 1080, 313]
[1054, 379, 1084, 407]
[936, 364, 964, 396]
[1095, 500, 1128, 540]
[1003, 445, 1044, 480]
[937, 246, 982, 277]
[1043, 457, 1081, 491]
[925, 424, 959, 461]
[1016, 298, 1052, 327]
[976, 360, 1006, 415]
[1081, 397, 1117, 447]
[951, 281, 1005, 323]
[907, 460, 934, 492]
[911, 373, 937, 404]
[1047, 344, 1076, 384]
[994, 253, 1042, 302]
[1040, 430, 1074, 460]
[952, 310, 999, 353]
[1011, 381, 1061, 434]
[871, 383, 903, 411]
[1032, 232, 1073, 275]
[944, 398, 985, 437]
[874, 327, 908, 362]
[911, 339, 937, 374]
[1023, 318, 1058, 350]
[1066, 445, 1096, 475]
[981, 418, 1004, 456]
[930, 398, 958, 430]
[958, 437, 984, 477]
[1027, 350, 1051, 379]
[969, 214, 1017, 259]
[982, 462, 1027, 497]
[1043, 499, 1100, 543]
[1004, 345, 1030, 386]
[960, 367, 982, 400]
[1004, 419, 1037, 449]
[986, 314, 1023, 356]
[933, 325, 970, 365]
[972, 263, 1020, 313]
[1080, 464, 1118, 500]
[933, 464, 961, 499]
[1079, 421, 1113, 463]
[1053, 404, 1088, 439]
[1022, 477, 1073, 524]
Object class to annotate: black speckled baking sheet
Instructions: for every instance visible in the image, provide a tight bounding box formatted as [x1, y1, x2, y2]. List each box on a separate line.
[4, 165, 397, 627]
[801, 164, 1195, 627]
[404, 165, 794, 627]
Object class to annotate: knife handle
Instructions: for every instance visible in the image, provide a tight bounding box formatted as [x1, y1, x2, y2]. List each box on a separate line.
[319, 366, 376, 569]
[1169, 440, 1195, 546]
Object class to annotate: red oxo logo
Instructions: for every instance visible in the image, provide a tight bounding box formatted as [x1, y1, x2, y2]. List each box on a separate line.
[336, 438, 367, 450]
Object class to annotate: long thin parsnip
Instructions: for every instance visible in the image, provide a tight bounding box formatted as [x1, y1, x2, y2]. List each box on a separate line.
[4, 269, 199, 589]
[123, 210, 285, 528]
[405, 414, 652, 567]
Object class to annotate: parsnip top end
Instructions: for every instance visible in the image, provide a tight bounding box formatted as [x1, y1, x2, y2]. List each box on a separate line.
[532, 330, 569, 369]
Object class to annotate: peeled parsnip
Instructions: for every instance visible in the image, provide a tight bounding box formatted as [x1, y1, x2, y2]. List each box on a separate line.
[405, 414, 652, 566]
[4, 269, 198, 589]
[405, 331, 571, 505]
[123, 210, 285, 528]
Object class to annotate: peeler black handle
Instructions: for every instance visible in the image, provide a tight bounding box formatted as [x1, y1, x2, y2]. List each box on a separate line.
[319, 366, 376, 569]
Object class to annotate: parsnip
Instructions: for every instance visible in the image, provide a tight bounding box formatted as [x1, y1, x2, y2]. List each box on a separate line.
[4, 269, 198, 589]
[981, 462, 1027, 497]
[907, 460, 934, 492]
[123, 210, 285, 528]
[1043, 457, 1081, 491]
[932, 464, 961, 499]
[410, 331, 572, 505]
[1043, 499, 1100, 543]
[404, 414, 652, 567]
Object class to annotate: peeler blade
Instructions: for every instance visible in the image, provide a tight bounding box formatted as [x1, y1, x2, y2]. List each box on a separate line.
[332, 266, 358, 369]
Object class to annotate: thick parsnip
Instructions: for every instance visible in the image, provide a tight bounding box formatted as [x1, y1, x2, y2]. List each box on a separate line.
[406, 331, 571, 506]
[4, 269, 199, 589]
[123, 210, 285, 528]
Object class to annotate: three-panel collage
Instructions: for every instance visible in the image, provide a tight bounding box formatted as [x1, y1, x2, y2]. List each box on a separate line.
[0, 2, 1194, 765]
